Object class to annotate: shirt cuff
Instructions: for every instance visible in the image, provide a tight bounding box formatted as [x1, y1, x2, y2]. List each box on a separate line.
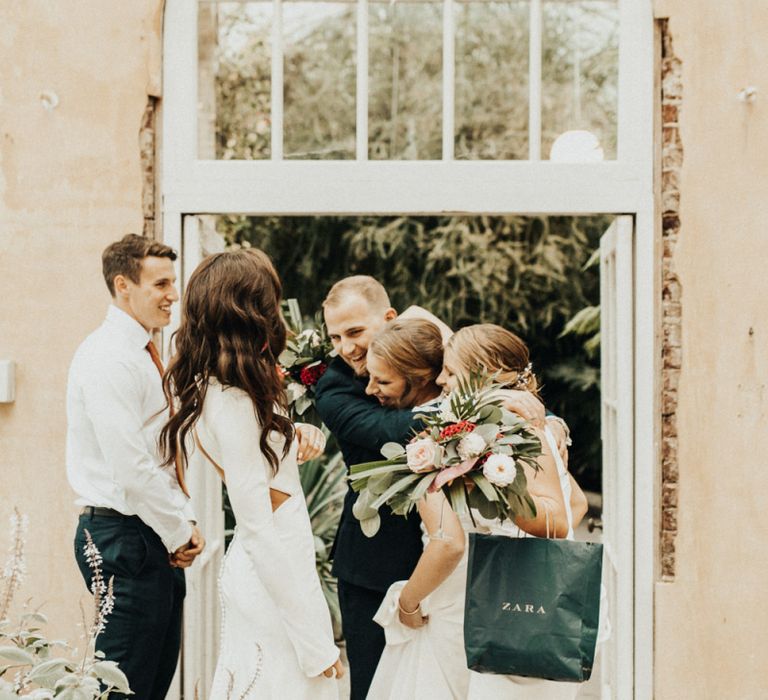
[165, 520, 194, 554]
[182, 499, 197, 524]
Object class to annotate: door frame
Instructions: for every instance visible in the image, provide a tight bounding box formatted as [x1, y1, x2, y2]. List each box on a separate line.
[161, 2, 658, 697]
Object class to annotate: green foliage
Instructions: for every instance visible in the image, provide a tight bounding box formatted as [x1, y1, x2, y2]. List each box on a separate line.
[203, 2, 618, 161]
[220, 213, 606, 491]
[0, 513, 131, 699]
[561, 305, 601, 358]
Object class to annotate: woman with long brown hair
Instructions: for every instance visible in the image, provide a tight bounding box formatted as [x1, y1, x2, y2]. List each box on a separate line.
[160, 248, 342, 698]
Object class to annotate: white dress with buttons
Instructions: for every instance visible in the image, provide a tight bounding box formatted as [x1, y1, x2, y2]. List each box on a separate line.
[196, 379, 339, 699]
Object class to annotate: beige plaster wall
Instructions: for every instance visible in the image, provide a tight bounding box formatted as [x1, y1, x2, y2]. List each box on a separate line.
[655, 1, 768, 697]
[0, 1, 164, 639]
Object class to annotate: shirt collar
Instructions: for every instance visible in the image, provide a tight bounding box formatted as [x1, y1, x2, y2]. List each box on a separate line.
[105, 305, 153, 349]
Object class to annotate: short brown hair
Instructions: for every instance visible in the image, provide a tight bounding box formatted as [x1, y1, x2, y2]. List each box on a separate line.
[323, 275, 391, 312]
[368, 319, 444, 406]
[102, 234, 177, 296]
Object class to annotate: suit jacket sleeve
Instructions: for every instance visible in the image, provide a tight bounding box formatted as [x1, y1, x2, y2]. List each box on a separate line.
[315, 368, 420, 452]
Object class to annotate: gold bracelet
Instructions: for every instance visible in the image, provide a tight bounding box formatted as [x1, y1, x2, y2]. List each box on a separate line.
[398, 601, 421, 616]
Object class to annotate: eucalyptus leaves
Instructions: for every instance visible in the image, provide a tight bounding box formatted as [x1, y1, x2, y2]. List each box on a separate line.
[349, 374, 543, 536]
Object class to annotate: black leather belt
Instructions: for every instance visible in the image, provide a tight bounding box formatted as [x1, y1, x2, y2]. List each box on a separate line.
[80, 506, 125, 518]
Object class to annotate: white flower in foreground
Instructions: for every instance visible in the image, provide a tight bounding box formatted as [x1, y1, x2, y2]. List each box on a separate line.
[457, 432, 486, 461]
[406, 438, 445, 473]
[482, 454, 517, 487]
[438, 397, 459, 423]
[286, 381, 308, 402]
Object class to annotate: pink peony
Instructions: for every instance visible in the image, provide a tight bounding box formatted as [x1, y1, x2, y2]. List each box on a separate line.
[406, 438, 444, 473]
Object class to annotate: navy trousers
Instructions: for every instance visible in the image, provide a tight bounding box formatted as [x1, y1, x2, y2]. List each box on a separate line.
[338, 578, 387, 700]
[74, 512, 185, 700]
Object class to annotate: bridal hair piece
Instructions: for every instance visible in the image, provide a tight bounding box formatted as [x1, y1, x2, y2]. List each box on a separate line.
[511, 362, 534, 390]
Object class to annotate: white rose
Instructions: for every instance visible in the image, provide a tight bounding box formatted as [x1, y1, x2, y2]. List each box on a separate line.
[439, 397, 459, 423]
[482, 454, 517, 487]
[457, 432, 486, 461]
[286, 381, 307, 402]
[406, 438, 445, 473]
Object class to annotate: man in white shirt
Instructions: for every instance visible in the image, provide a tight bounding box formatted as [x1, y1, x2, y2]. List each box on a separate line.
[67, 234, 205, 699]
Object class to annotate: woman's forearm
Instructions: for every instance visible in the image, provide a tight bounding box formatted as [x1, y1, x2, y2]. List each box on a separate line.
[399, 538, 464, 612]
[515, 494, 570, 538]
[400, 493, 465, 612]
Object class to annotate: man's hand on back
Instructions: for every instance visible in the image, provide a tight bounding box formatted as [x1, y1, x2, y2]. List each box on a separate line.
[494, 389, 546, 427]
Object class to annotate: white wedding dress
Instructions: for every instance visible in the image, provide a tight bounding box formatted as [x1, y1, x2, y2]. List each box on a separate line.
[195, 380, 339, 699]
[368, 427, 580, 700]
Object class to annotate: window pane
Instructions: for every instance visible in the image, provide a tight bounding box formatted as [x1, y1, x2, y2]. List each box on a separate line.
[283, 3, 356, 160]
[198, 2, 272, 160]
[369, 1, 443, 160]
[542, 0, 619, 160]
[454, 1, 530, 160]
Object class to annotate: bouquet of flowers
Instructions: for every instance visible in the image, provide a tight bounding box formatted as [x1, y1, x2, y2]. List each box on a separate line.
[279, 299, 335, 419]
[349, 374, 543, 537]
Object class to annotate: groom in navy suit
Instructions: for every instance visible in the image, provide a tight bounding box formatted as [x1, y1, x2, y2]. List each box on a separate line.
[316, 276, 560, 698]
[315, 277, 424, 699]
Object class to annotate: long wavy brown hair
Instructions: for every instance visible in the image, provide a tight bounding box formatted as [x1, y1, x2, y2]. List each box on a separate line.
[159, 248, 294, 476]
[368, 319, 444, 407]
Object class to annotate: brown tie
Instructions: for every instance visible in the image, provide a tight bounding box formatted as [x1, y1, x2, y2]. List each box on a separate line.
[146, 340, 190, 497]
[146, 339, 165, 377]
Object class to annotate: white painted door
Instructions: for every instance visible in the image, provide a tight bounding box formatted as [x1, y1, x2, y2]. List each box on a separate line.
[599, 215, 634, 699]
[177, 216, 227, 698]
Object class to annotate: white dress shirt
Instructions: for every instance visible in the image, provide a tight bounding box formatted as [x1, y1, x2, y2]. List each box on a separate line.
[66, 305, 194, 553]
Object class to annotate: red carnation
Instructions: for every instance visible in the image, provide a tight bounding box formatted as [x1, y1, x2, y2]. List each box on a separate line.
[439, 420, 477, 440]
[299, 362, 327, 386]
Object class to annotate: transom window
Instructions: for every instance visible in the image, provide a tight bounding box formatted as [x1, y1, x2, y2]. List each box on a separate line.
[197, 0, 619, 162]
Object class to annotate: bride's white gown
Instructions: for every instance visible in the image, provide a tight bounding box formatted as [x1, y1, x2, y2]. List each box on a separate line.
[196, 380, 339, 699]
[368, 427, 580, 700]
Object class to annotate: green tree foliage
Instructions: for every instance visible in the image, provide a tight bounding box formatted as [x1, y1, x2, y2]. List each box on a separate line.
[219, 213, 606, 491]
[204, 2, 618, 161]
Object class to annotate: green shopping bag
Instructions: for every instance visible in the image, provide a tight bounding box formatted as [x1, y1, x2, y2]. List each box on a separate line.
[464, 532, 603, 682]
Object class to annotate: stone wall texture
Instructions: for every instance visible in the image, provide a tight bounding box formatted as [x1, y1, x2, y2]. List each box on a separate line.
[659, 19, 682, 581]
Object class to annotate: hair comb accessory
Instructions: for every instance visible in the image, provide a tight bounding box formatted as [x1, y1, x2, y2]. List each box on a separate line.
[511, 362, 533, 389]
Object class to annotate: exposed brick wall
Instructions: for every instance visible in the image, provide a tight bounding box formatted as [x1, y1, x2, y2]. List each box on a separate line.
[660, 19, 682, 581]
[140, 96, 158, 239]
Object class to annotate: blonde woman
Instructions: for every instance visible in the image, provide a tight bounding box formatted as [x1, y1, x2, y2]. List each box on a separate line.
[366, 321, 586, 699]
[439, 324, 589, 536]
[438, 323, 588, 699]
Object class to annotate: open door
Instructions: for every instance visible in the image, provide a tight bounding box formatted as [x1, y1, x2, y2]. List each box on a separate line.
[178, 216, 227, 698]
[599, 215, 634, 698]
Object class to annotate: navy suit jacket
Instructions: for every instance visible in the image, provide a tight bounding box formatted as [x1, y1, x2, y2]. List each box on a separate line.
[315, 357, 424, 592]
